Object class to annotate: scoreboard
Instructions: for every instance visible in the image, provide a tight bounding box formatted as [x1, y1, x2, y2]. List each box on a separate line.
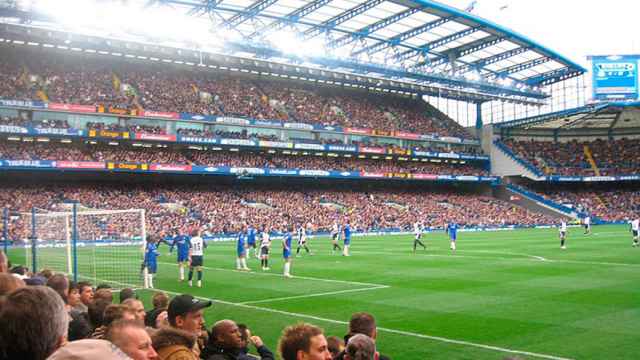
[589, 55, 639, 101]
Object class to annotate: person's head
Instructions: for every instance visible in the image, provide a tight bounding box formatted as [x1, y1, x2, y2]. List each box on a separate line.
[152, 291, 169, 310]
[0, 272, 25, 296]
[46, 273, 70, 304]
[39, 268, 54, 279]
[344, 334, 377, 360]
[348, 312, 377, 340]
[96, 283, 112, 291]
[88, 299, 112, 328]
[103, 303, 137, 327]
[278, 323, 332, 360]
[68, 281, 81, 308]
[77, 281, 94, 305]
[326, 336, 344, 359]
[237, 323, 250, 350]
[0, 251, 7, 273]
[120, 288, 137, 303]
[106, 319, 158, 360]
[47, 339, 134, 360]
[167, 294, 212, 335]
[95, 288, 113, 303]
[123, 298, 146, 322]
[0, 286, 68, 359]
[209, 319, 243, 351]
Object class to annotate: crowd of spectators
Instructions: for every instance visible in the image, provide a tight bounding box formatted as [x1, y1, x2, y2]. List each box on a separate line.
[541, 188, 640, 222]
[0, 256, 387, 360]
[1, 183, 552, 243]
[0, 141, 488, 175]
[0, 48, 474, 140]
[504, 138, 640, 176]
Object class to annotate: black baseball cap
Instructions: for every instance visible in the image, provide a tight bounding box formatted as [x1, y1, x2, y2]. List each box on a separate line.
[168, 294, 212, 321]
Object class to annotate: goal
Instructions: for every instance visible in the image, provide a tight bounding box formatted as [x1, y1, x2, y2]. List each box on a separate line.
[23, 205, 147, 289]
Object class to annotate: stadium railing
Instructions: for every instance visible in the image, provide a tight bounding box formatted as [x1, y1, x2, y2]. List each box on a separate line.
[493, 140, 544, 177]
[505, 184, 579, 218]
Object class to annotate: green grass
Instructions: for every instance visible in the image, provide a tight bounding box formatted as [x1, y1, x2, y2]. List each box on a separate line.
[7, 225, 640, 359]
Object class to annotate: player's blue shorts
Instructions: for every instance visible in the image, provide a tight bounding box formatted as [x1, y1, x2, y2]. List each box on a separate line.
[177, 252, 189, 262]
[344, 237, 351, 245]
[237, 245, 246, 257]
[247, 238, 256, 246]
[450, 234, 457, 241]
[283, 249, 291, 259]
[147, 262, 157, 274]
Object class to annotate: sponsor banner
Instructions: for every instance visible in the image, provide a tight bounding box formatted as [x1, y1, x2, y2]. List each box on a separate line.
[134, 133, 176, 142]
[391, 173, 409, 179]
[48, 103, 96, 113]
[0, 125, 28, 134]
[299, 170, 330, 177]
[360, 146, 386, 154]
[56, 161, 105, 170]
[361, 172, 385, 178]
[552, 176, 583, 182]
[344, 127, 372, 135]
[394, 131, 421, 140]
[439, 136, 463, 143]
[106, 106, 130, 116]
[420, 134, 437, 140]
[230, 167, 266, 175]
[150, 164, 192, 172]
[583, 176, 616, 182]
[618, 175, 640, 181]
[456, 175, 479, 181]
[413, 150, 438, 157]
[1, 159, 54, 168]
[438, 152, 461, 159]
[220, 139, 256, 146]
[179, 136, 218, 144]
[480, 176, 499, 182]
[259, 140, 293, 149]
[179, 113, 216, 122]
[327, 145, 357, 152]
[283, 122, 314, 131]
[107, 162, 148, 171]
[191, 166, 230, 174]
[89, 129, 125, 138]
[216, 116, 251, 126]
[141, 110, 179, 119]
[253, 119, 283, 128]
[335, 171, 358, 177]
[319, 125, 341, 132]
[411, 174, 438, 180]
[372, 129, 392, 137]
[0, 99, 46, 109]
[510, 195, 522, 201]
[269, 168, 298, 176]
[294, 143, 326, 151]
[33, 128, 83, 136]
[437, 175, 455, 180]
[389, 148, 409, 156]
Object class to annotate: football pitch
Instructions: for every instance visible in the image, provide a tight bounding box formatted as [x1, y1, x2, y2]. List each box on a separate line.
[7, 225, 640, 359]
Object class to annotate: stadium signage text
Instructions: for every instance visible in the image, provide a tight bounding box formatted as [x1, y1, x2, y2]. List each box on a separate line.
[294, 143, 325, 151]
[48, 103, 96, 113]
[270, 169, 298, 176]
[150, 164, 192, 172]
[299, 170, 330, 177]
[360, 147, 386, 154]
[134, 133, 177, 142]
[216, 117, 251, 126]
[220, 139, 256, 146]
[259, 141, 293, 149]
[0, 99, 46, 109]
[0, 125, 28, 134]
[230, 167, 266, 175]
[179, 136, 218, 144]
[56, 161, 106, 169]
[284, 123, 315, 131]
[141, 110, 180, 119]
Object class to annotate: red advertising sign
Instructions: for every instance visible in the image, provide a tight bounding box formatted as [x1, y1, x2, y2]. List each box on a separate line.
[134, 133, 177, 142]
[150, 164, 192, 172]
[360, 146, 386, 154]
[141, 110, 179, 119]
[48, 103, 96, 113]
[361, 172, 385, 178]
[394, 131, 421, 140]
[344, 127, 372, 135]
[56, 161, 105, 169]
[412, 174, 438, 180]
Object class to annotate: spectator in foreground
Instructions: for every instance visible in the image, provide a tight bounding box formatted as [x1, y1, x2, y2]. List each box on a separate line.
[95, 287, 114, 303]
[46, 274, 92, 341]
[48, 339, 133, 360]
[202, 320, 274, 360]
[167, 294, 212, 357]
[76, 281, 94, 312]
[278, 323, 332, 360]
[0, 286, 68, 360]
[91, 304, 137, 339]
[120, 288, 138, 303]
[327, 336, 345, 359]
[344, 334, 377, 360]
[152, 327, 198, 360]
[0, 272, 25, 296]
[337, 312, 389, 360]
[0, 251, 8, 273]
[106, 319, 158, 360]
[146, 291, 170, 328]
[123, 298, 146, 322]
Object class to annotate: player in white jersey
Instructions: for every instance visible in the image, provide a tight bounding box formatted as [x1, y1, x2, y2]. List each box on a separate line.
[559, 220, 568, 249]
[630, 218, 639, 247]
[295, 224, 312, 256]
[330, 221, 342, 254]
[583, 215, 591, 235]
[260, 226, 272, 270]
[188, 228, 207, 288]
[413, 221, 426, 253]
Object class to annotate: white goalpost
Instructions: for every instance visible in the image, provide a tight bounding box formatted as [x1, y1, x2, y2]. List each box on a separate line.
[24, 206, 147, 289]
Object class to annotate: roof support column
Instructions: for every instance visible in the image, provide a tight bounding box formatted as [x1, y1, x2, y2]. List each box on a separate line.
[475, 102, 483, 141]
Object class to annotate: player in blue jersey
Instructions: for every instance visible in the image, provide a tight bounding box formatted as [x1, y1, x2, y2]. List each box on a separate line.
[343, 221, 352, 256]
[246, 225, 259, 259]
[282, 224, 293, 278]
[236, 224, 250, 271]
[446, 222, 458, 251]
[169, 229, 191, 281]
[143, 235, 160, 289]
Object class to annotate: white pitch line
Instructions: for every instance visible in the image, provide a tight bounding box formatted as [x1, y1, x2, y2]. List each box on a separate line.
[158, 262, 386, 287]
[239, 285, 389, 305]
[152, 287, 574, 360]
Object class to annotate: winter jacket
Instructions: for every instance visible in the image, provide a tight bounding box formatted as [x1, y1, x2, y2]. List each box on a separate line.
[152, 327, 198, 360]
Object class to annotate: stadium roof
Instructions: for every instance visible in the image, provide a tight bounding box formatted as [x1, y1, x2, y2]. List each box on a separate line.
[497, 102, 640, 131]
[1, 0, 587, 102]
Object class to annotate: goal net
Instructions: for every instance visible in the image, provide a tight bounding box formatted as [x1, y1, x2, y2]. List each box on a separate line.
[24, 207, 147, 289]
